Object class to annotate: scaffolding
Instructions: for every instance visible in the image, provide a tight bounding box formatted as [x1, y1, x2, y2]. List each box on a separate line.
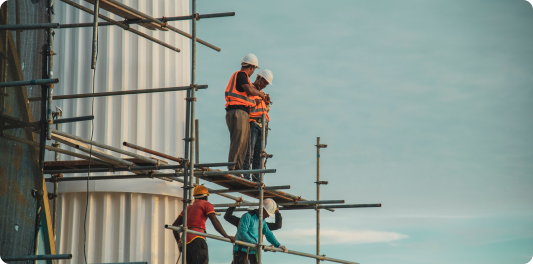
[0, 0, 381, 263]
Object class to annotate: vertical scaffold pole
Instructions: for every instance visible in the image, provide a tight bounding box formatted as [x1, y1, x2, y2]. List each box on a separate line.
[181, 0, 197, 263]
[90, 0, 99, 69]
[315, 137, 327, 264]
[189, 0, 198, 199]
[316, 137, 321, 264]
[52, 114, 60, 238]
[189, 0, 197, 208]
[258, 113, 266, 263]
[195, 119, 199, 184]
[1, 1, 8, 123]
[46, 0, 55, 140]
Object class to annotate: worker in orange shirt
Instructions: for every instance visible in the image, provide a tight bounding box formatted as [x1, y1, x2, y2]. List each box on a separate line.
[243, 69, 273, 181]
[172, 186, 236, 264]
[225, 54, 267, 176]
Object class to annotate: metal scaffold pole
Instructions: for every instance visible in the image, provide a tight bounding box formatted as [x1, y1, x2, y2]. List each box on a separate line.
[181, 0, 198, 262]
[46, 0, 55, 141]
[257, 113, 267, 263]
[195, 119, 200, 184]
[316, 137, 327, 264]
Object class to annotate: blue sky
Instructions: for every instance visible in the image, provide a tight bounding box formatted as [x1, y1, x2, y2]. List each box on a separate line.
[190, 1, 533, 263]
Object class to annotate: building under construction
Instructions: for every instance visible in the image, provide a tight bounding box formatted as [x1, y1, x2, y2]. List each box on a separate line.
[0, 0, 381, 263]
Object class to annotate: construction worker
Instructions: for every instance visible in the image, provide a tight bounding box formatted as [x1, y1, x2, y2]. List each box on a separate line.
[172, 185, 236, 264]
[233, 199, 288, 264]
[224, 204, 282, 231]
[225, 54, 267, 176]
[243, 69, 273, 181]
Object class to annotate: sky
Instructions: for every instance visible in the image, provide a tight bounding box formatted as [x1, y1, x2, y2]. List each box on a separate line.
[187, 0, 533, 264]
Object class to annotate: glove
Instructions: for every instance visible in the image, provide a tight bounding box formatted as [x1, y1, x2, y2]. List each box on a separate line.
[279, 245, 288, 253]
[177, 239, 183, 252]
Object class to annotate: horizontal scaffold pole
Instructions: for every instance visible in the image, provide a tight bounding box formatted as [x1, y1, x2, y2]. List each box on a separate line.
[53, 115, 94, 124]
[76, 145, 135, 167]
[43, 162, 238, 174]
[51, 129, 161, 165]
[0, 12, 235, 31]
[211, 199, 345, 208]
[2, 254, 72, 261]
[208, 185, 290, 194]
[100, 0, 221, 51]
[60, 0, 181, 52]
[45, 173, 179, 182]
[214, 203, 382, 212]
[28, 85, 208, 101]
[185, 168, 276, 177]
[164, 226, 359, 264]
[0, 78, 58, 88]
[2, 134, 115, 167]
[166, 173, 253, 203]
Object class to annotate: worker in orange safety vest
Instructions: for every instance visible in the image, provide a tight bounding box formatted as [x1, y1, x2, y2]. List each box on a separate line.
[243, 69, 273, 182]
[225, 54, 266, 176]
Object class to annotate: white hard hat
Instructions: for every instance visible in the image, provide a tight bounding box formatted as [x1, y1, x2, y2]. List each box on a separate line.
[242, 53, 259, 68]
[263, 198, 277, 217]
[257, 69, 273, 85]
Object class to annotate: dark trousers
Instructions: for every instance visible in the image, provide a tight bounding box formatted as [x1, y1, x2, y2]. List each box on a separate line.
[243, 122, 267, 181]
[186, 238, 209, 264]
[233, 251, 257, 264]
[226, 109, 250, 171]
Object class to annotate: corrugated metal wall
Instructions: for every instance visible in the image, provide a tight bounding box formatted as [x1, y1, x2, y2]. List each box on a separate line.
[56, 192, 183, 264]
[50, 0, 190, 162]
[48, 0, 190, 263]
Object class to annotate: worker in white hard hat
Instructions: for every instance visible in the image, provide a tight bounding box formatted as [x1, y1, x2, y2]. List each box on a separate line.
[233, 198, 288, 264]
[243, 69, 273, 182]
[224, 203, 282, 231]
[225, 54, 267, 176]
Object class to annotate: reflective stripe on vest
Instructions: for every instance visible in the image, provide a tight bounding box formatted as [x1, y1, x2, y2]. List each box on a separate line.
[225, 71, 255, 107]
[249, 96, 270, 122]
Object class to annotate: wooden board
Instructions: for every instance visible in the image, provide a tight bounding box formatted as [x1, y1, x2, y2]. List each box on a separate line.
[85, 0, 168, 31]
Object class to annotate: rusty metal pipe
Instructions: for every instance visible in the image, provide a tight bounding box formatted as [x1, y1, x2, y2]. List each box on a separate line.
[0, 78, 58, 87]
[60, 0, 181, 52]
[211, 200, 344, 208]
[123, 141, 182, 163]
[2, 254, 72, 261]
[208, 185, 290, 194]
[28, 85, 208, 101]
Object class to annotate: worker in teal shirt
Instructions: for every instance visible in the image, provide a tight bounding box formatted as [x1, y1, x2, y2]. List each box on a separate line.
[233, 199, 288, 264]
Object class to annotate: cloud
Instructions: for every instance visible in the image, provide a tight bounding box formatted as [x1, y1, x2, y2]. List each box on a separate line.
[274, 228, 408, 245]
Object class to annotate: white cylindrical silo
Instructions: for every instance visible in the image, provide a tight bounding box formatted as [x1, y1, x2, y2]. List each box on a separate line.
[50, 0, 190, 263]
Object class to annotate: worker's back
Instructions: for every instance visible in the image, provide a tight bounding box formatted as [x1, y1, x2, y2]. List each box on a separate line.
[181, 199, 215, 243]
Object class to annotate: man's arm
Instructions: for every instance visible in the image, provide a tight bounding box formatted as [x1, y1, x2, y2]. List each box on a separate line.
[242, 84, 265, 99]
[262, 221, 281, 247]
[172, 215, 183, 246]
[267, 210, 282, 231]
[208, 213, 236, 243]
[224, 207, 241, 227]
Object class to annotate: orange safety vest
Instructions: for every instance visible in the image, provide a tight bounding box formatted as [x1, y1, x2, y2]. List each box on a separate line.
[249, 96, 270, 123]
[225, 71, 255, 108]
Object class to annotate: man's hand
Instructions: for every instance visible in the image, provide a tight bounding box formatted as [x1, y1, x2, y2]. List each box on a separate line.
[265, 94, 271, 104]
[255, 98, 262, 105]
[279, 245, 288, 253]
[226, 236, 236, 244]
